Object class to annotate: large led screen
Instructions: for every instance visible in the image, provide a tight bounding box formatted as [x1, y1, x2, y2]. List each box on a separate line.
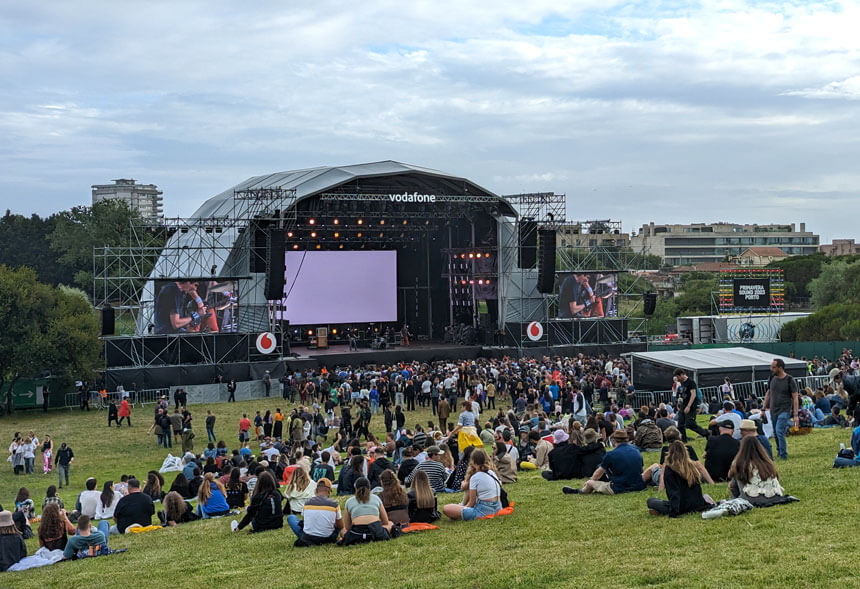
[557, 272, 618, 318]
[279, 251, 397, 324]
[154, 279, 239, 334]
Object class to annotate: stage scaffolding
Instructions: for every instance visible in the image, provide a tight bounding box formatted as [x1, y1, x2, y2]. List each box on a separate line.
[499, 195, 651, 349]
[93, 187, 297, 340]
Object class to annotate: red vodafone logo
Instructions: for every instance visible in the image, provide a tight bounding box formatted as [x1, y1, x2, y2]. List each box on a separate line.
[526, 321, 544, 341]
[256, 332, 277, 354]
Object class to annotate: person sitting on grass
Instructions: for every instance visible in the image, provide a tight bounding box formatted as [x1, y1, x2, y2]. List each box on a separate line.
[111, 478, 154, 534]
[578, 428, 607, 479]
[405, 445, 450, 493]
[224, 469, 249, 510]
[37, 503, 75, 551]
[63, 515, 111, 560]
[289, 478, 343, 547]
[407, 469, 440, 524]
[0, 510, 26, 572]
[443, 449, 502, 521]
[42, 485, 64, 510]
[162, 491, 196, 526]
[197, 472, 230, 518]
[493, 441, 517, 483]
[337, 454, 365, 496]
[819, 406, 849, 428]
[379, 469, 410, 526]
[563, 429, 646, 495]
[646, 441, 713, 517]
[233, 472, 283, 533]
[727, 437, 795, 507]
[642, 426, 714, 487]
[338, 477, 393, 545]
[283, 466, 316, 516]
[704, 420, 740, 483]
[739, 419, 773, 459]
[540, 429, 581, 481]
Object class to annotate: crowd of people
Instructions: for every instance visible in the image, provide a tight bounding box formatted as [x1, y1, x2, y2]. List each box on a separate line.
[2, 349, 859, 571]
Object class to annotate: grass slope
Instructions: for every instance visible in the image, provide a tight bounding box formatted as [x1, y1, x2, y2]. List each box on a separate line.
[0, 401, 856, 588]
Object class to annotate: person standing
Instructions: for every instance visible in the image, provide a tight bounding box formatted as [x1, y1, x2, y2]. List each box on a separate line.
[238, 414, 251, 443]
[41, 435, 54, 475]
[205, 410, 216, 442]
[263, 371, 272, 397]
[118, 398, 131, 427]
[437, 397, 451, 433]
[227, 379, 237, 402]
[673, 368, 709, 442]
[55, 442, 73, 489]
[762, 359, 799, 460]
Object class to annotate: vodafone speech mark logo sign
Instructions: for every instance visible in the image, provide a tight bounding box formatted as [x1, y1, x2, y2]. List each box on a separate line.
[526, 321, 544, 341]
[256, 332, 277, 354]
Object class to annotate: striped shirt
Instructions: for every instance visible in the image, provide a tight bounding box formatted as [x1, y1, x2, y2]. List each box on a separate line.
[405, 458, 447, 492]
[301, 495, 341, 538]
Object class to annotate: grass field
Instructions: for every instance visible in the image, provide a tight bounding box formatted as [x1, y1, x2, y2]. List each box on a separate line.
[1, 399, 857, 588]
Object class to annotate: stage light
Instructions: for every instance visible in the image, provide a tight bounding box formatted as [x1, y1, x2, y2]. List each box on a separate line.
[461, 280, 467, 285]
[402, 220, 407, 225]
[334, 232, 339, 238]
[357, 232, 362, 237]
[332, 328, 338, 335]
[425, 220, 430, 225]
[478, 279, 484, 285]
[292, 244, 299, 250]
[486, 279, 491, 284]
[460, 253, 466, 259]
[476, 253, 482, 258]
[380, 219, 385, 225]
[287, 231, 294, 238]
[378, 232, 383, 238]
[310, 231, 317, 238]
[469, 280, 475, 284]
[339, 244, 343, 249]
[333, 218, 339, 225]
[316, 244, 321, 249]
[357, 219, 364, 225]
[309, 218, 316, 225]
[485, 253, 491, 258]
[308, 329, 313, 336]
[469, 253, 475, 259]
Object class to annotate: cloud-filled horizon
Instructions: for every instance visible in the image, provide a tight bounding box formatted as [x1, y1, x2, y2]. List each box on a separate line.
[1, 1, 858, 241]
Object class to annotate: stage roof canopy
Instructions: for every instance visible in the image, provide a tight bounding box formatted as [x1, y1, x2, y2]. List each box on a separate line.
[191, 160, 516, 219]
[628, 346, 807, 390]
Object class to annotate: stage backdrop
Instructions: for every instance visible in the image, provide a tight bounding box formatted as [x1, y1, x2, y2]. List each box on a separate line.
[277, 250, 397, 325]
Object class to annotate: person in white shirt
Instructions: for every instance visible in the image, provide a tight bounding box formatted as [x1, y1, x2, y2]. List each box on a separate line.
[95, 481, 119, 520]
[78, 478, 102, 518]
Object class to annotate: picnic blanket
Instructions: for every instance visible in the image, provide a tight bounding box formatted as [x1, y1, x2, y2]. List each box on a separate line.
[127, 524, 163, 534]
[158, 453, 183, 473]
[7, 548, 64, 571]
[401, 523, 439, 533]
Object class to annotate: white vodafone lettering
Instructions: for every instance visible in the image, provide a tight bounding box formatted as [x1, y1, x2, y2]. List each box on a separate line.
[387, 192, 437, 203]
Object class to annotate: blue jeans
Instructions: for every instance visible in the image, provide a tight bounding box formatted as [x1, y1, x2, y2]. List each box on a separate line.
[286, 514, 303, 539]
[370, 400, 379, 414]
[462, 499, 502, 521]
[774, 411, 791, 459]
[207, 428, 216, 442]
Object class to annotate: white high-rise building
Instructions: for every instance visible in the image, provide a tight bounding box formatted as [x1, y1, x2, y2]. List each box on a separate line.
[92, 178, 163, 220]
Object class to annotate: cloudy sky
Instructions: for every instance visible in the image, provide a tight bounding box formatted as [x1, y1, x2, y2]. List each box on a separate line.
[1, 1, 858, 241]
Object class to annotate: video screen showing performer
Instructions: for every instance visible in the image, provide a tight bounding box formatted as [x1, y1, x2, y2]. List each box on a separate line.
[557, 272, 618, 318]
[154, 279, 238, 334]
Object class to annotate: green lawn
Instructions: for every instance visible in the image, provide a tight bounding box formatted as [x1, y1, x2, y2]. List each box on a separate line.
[1, 400, 856, 588]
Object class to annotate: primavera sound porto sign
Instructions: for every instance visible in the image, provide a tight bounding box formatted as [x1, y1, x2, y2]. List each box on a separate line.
[388, 192, 437, 203]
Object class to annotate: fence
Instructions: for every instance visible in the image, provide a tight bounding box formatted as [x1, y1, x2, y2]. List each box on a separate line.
[631, 373, 835, 409]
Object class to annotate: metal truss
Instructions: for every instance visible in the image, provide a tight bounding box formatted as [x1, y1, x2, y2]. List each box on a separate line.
[94, 188, 298, 338]
[504, 193, 566, 227]
[319, 192, 502, 204]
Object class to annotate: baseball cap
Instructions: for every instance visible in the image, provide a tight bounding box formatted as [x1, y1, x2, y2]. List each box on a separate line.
[316, 478, 332, 490]
[718, 420, 735, 430]
[425, 445, 445, 456]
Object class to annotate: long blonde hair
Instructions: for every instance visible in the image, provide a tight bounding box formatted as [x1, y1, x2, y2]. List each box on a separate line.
[664, 440, 699, 487]
[410, 469, 435, 509]
[197, 472, 226, 504]
[439, 445, 454, 469]
[286, 465, 310, 493]
[464, 448, 497, 485]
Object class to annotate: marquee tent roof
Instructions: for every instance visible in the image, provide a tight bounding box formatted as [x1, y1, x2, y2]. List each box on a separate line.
[628, 347, 805, 372]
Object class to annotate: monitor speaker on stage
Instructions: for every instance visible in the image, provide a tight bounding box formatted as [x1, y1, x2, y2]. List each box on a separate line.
[101, 305, 115, 336]
[643, 292, 657, 315]
[519, 220, 538, 268]
[537, 229, 556, 293]
[265, 229, 286, 300]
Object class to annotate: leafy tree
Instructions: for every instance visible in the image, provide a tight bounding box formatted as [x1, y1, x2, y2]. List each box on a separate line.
[766, 253, 828, 300]
[48, 199, 140, 294]
[0, 210, 75, 286]
[780, 302, 860, 341]
[0, 266, 100, 412]
[808, 259, 859, 309]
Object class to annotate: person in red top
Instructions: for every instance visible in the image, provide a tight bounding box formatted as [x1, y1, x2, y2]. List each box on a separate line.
[118, 399, 132, 427]
[239, 414, 252, 442]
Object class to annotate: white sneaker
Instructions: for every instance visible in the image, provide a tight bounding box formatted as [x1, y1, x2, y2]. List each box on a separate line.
[230, 519, 239, 532]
